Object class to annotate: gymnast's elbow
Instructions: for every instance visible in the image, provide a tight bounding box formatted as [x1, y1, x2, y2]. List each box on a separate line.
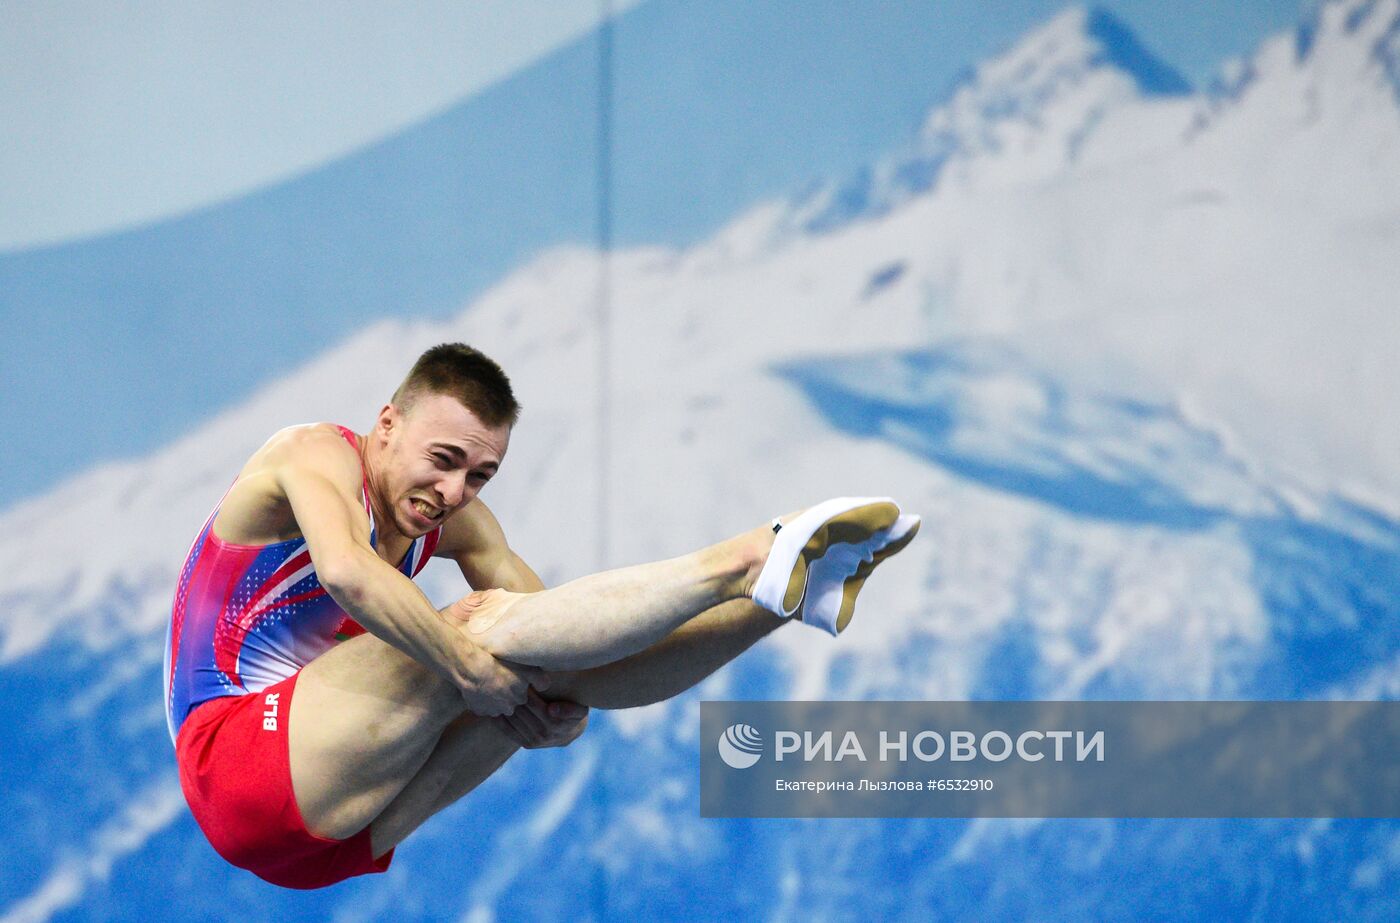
[316, 549, 379, 611]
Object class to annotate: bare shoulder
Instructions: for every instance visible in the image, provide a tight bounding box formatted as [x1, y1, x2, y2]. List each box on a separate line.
[216, 423, 363, 544]
[251, 423, 363, 480]
[435, 499, 507, 557]
[436, 500, 543, 591]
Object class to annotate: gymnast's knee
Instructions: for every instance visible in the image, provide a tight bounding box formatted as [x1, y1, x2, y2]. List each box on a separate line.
[441, 588, 526, 640]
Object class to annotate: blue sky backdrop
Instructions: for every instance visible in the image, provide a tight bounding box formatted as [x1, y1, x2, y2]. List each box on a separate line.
[0, 0, 1307, 510]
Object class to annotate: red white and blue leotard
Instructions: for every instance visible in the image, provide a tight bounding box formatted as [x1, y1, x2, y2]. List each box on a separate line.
[163, 425, 441, 744]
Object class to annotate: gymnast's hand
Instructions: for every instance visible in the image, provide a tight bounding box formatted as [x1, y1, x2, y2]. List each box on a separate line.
[496, 687, 590, 750]
[450, 642, 548, 717]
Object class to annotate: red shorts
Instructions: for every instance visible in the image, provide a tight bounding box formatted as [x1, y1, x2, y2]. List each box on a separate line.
[175, 671, 394, 889]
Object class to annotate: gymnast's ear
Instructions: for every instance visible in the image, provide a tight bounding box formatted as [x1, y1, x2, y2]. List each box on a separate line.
[373, 403, 398, 440]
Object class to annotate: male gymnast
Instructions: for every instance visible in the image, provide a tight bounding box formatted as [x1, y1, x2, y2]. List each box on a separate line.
[164, 342, 919, 889]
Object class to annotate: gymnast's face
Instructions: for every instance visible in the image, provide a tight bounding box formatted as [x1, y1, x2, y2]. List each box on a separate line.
[374, 392, 509, 536]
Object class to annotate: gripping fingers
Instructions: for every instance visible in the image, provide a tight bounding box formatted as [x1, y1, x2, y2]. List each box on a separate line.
[499, 690, 590, 749]
[524, 666, 550, 693]
[511, 697, 549, 739]
[547, 700, 589, 721]
[494, 663, 531, 709]
[502, 710, 543, 746]
[497, 714, 528, 747]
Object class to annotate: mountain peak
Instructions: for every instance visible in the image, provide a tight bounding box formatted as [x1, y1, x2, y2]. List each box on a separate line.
[970, 6, 1191, 102]
[1082, 7, 1194, 96]
[793, 5, 1193, 233]
[1193, 0, 1400, 132]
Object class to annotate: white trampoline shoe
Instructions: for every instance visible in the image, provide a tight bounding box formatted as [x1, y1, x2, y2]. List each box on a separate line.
[751, 498, 921, 635]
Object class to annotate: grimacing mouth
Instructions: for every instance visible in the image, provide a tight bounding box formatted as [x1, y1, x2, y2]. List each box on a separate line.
[410, 497, 445, 521]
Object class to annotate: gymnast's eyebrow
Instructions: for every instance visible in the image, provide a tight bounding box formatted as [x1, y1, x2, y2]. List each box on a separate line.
[430, 442, 497, 470]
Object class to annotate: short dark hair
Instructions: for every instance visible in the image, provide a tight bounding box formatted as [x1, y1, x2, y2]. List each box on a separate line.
[392, 343, 521, 427]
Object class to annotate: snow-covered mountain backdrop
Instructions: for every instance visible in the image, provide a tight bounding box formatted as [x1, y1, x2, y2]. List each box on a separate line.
[4, 1, 1400, 919]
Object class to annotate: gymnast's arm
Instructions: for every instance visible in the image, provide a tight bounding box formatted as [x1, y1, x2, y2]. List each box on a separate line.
[435, 500, 590, 747]
[434, 499, 546, 594]
[269, 427, 538, 716]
